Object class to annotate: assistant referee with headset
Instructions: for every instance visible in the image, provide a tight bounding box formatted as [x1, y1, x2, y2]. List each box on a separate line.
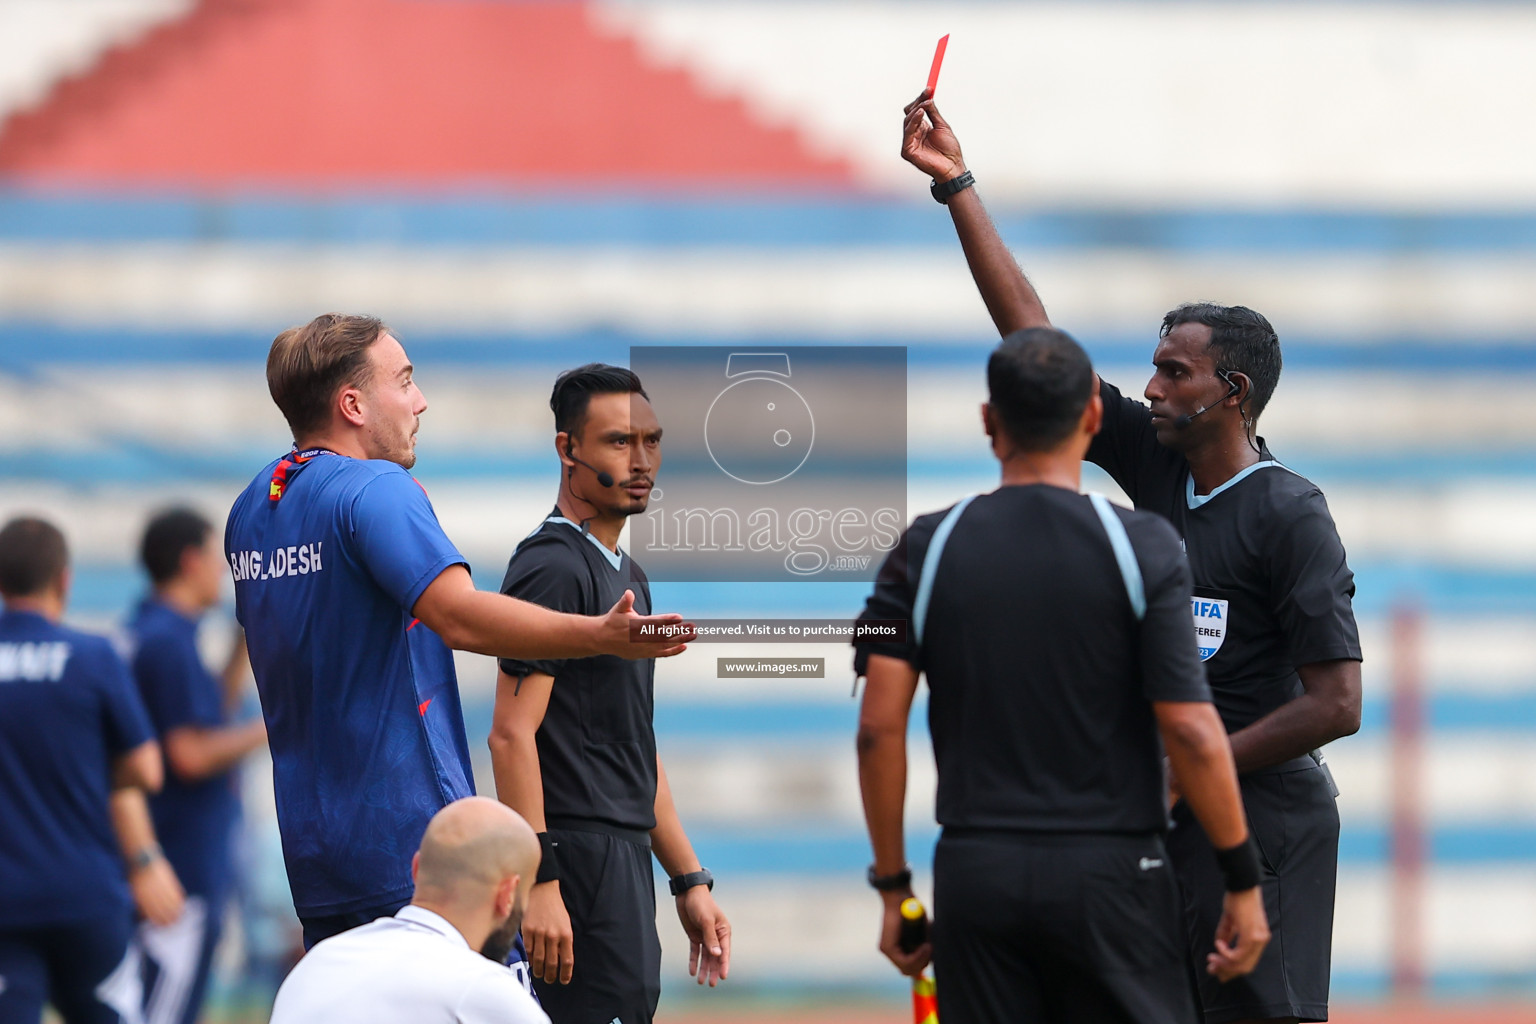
[489, 364, 729, 1024]
[856, 329, 1269, 1023]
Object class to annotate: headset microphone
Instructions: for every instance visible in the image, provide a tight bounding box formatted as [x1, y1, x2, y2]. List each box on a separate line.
[1173, 370, 1241, 430]
[1172, 405, 1213, 430]
[565, 443, 615, 487]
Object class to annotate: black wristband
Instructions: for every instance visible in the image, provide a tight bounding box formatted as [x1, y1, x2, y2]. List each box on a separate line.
[535, 832, 561, 885]
[930, 170, 975, 204]
[1214, 836, 1262, 892]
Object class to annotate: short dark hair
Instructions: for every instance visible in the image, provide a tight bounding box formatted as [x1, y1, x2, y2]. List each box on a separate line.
[549, 364, 649, 439]
[141, 508, 212, 586]
[0, 517, 68, 597]
[1161, 303, 1282, 419]
[267, 313, 388, 439]
[987, 327, 1096, 451]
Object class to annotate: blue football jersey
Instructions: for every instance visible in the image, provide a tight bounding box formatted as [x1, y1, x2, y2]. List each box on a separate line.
[127, 597, 241, 904]
[226, 451, 475, 916]
[0, 610, 154, 928]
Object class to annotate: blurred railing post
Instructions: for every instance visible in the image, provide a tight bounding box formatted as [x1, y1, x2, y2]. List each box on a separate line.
[1390, 600, 1425, 999]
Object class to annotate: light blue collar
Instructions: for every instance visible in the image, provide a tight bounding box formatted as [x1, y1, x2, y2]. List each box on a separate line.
[547, 516, 624, 570]
[1186, 460, 1283, 509]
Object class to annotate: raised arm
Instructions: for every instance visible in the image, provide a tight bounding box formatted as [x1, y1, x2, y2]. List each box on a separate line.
[412, 565, 692, 661]
[901, 90, 1050, 335]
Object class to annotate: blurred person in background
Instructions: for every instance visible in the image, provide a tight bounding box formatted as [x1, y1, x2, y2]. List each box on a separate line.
[489, 364, 729, 1024]
[0, 516, 183, 1024]
[901, 93, 1361, 1024]
[127, 508, 267, 1024]
[269, 797, 548, 1024]
[855, 330, 1267, 1023]
[224, 315, 690, 961]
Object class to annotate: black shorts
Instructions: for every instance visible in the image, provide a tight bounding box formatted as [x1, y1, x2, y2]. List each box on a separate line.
[932, 830, 1198, 1024]
[1166, 760, 1338, 1024]
[536, 822, 661, 1024]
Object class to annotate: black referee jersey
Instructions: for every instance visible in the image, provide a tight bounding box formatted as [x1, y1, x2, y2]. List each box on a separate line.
[856, 483, 1211, 834]
[1087, 379, 1363, 731]
[498, 509, 664, 1024]
[856, 484, 1216, 1024]
[498, 509, 657, 831]
[1089, 377, 1360, 1024]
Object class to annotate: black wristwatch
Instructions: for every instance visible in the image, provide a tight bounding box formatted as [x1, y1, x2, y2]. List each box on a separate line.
[930, 169, 975, 204]
[669, 868, 714, 897]
[867, 863, 913, 892]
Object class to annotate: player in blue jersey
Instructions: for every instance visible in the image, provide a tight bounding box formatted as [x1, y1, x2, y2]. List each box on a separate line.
[226, 314, 693, 953]
[127, 508, 268, 1024]
[0, 516, 182, 1024]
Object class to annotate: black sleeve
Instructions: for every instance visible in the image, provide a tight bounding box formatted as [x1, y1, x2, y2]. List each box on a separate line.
[851, 516, 938, 674]
[1127, 513, 1212, 704]
[1085, 376, 1167, 506]
[497, 535, 589, 679]
[1267, 490, 1364, 666]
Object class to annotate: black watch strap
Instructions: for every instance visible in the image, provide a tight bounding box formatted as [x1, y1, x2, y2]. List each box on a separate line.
[931, 170, 975, 204]
[867, 863, 913, 892]
[669, 868, 714, 896]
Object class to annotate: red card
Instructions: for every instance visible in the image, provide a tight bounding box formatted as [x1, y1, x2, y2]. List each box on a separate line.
[926, 34, 950, 96]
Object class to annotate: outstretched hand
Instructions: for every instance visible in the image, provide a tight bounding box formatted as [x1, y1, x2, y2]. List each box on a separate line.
[901, 89, 966, 183]
[601, 589, 695, 659]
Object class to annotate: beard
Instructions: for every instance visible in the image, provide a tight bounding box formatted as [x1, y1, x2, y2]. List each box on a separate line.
[367, 419, 418, 469]
[479, 906, 524, 965]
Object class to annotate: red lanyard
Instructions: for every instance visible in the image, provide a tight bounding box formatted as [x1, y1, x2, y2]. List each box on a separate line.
[268, 448, 333, 502]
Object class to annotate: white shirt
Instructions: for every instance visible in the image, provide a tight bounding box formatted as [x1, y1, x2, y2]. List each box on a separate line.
[270, 906, 549, 1024]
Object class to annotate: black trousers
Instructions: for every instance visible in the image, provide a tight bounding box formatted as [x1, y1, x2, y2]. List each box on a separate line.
[932, 830, 1198, 1024]
[0, 911, 138, 1024]
[1167, 761, 1338, 1024]
[536, 824, 662, 1024]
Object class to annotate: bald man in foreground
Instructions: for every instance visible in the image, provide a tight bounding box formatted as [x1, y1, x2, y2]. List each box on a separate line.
[270, 798, 549, 1024]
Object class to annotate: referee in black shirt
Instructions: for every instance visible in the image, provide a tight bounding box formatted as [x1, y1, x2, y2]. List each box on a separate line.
[488, 364, 729, 1024]
[856, 328, 1269, 1023]
[900, 93, 1363, 1024]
